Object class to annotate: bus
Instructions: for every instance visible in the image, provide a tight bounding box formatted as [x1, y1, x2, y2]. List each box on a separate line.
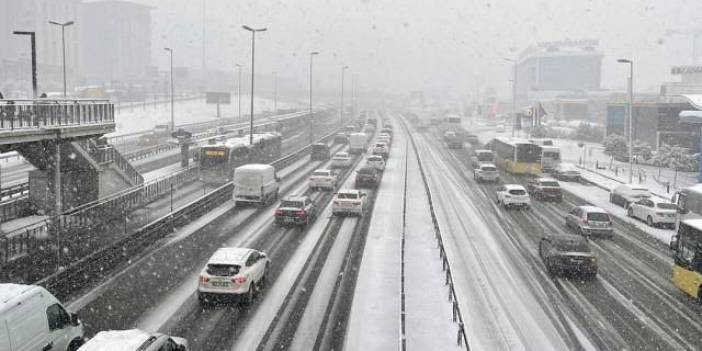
[199, 133, 282, 184]
[540, 146, 561, 172]
[489, 137, 542, 175]
[445, 114, 461, 124]
[670, 219, 702, 302]
[672, 184, 702, 225]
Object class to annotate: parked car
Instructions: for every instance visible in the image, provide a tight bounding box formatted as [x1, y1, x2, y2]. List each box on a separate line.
[331, 151, 353, 168]
[332, 189, 367, 216]
[610, 184, 651, 208]
[310, 143, 330, 161]
[526, 177, 563, 202]
[79, 330, 187, 351]
[355, 166, 380, 188]
[495, 184, 531, 209]
[565, 206, 613, 238]
[0, 284, 85, 351]
[333, 133, 348, 144]
[275, 196, 317, 226]
[372, 142, 390, 159]
[471, 149, 494, 168]
[627, 198, 678, 228]
[233, 164, 279, 206]
[474, 163, 499, 183]
[539, 234, 598, 279]
[553, 162, 581, 181]
[197, 248, 270, 305]
[309, 169, 337, 191]
[365, 155, 386, 171]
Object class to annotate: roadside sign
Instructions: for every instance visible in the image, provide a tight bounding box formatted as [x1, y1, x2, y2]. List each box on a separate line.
[206, 92, 231, 105]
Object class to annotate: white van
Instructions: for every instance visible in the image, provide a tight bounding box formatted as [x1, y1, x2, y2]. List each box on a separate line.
[79, 329, 187, 351]
[0, 284, 85, 351]
[233, 164, 279, 206]
[349, 133, 368, 154]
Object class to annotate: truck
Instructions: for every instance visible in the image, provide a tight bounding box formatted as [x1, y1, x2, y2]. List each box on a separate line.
[349, 132, 368, 154]
[233, 164, 279, 206]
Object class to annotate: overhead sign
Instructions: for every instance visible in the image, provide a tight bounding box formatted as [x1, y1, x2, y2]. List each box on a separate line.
[671, 66, 702, 75]
[206, 92, 231, 105]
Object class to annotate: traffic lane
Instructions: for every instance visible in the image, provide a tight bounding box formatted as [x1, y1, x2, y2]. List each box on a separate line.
[412, 133, 578, 350]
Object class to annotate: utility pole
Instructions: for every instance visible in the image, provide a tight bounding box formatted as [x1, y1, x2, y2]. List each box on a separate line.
[13, 31, 37, 98]
[340, 65, 349, 126]
[309, 52, 319, 144]
[49, 20, 74, 97]
[235, 63, 242, 121]
[273, 71, 277, 114]
[164, 48, 175, 130]
[242, 25, 267, 145]
[618, 58, 634, 183]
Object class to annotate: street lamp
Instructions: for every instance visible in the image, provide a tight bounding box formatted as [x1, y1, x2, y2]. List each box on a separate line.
[340, 65, 349, 126]
[617, 58, 634, 183]
[235, 63, 242, 121]
[242, 25, 267, 144]
[12, 31, 37, 98]
[309, 51, 319, 143]
[164, 47, 174, 131]
[273, 71, 277, 114]
[504, 57, 517, 137]
[49, 20, 74, 97]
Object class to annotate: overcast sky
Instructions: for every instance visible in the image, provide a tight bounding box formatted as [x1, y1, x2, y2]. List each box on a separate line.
[137, 0, 702, 98]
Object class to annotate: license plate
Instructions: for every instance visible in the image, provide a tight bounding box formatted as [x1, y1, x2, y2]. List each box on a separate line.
[284, 217, 295, 223]
[212, 281, 229, 287]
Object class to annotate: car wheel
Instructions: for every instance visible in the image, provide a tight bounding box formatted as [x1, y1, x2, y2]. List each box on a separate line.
[624, 200, 630, 209]
[627, 207, 634, 217]
[68, 338, 85, 351]
[647, 216, 654, 227]
[546, 259, 557, 276]
[577, 227, 585, 237]
[698, 287, 702, 305]
[242, 283, 255, 306]
[609, 193, 614, 203]
[260, 264, 269, 289]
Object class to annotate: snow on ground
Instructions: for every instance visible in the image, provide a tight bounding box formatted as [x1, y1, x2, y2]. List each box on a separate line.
[110, 95, 298, 136]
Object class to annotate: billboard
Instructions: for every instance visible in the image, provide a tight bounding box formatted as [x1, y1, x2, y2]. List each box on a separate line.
[206, 92, 231, 104]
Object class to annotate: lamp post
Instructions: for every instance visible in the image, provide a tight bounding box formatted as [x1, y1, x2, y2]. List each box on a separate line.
[164, 48, 174, 131]
[48, 20, 74, 97]
[12, 31, 37, 98]
[504, 58, 517, 137]
[242, 25, 267, 144]
[309, 51, 319, 144]
[235, 63, 242, 121]
[273, 71, 277, 114]
[340, 65, 349, 126]
[618, 58, 634, 183]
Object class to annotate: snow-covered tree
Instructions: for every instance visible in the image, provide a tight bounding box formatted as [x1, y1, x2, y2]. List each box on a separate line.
[602, 134, 628, 167]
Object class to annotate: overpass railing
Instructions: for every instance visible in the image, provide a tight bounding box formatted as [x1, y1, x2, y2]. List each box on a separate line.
[0, 99, 114, 130]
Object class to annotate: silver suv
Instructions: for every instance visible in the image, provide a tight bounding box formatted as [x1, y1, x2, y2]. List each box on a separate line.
[565, 206, 614, 238]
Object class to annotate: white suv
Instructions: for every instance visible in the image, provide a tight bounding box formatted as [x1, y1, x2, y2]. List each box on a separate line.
[309, 169, 338, 191]
[475, 163, 499, 183]
[496, 184, 531, 209]
[79, 330, 188, 351]
[332, 189, 367, 216]
[197, 248, 270, 305]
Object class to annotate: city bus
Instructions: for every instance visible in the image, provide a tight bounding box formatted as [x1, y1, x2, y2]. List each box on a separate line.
[672, 184, 702, 225]
[489, 137, 542, 175]
[199, 133, 282, 184]
[670, 219, 702, 302]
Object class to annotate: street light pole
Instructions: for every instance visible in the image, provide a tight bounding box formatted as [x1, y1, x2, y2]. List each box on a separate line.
[235, 63, 242, 121]
[13, 31, 37, 98]
[618, 58, 634, 183]
[242, 25, 267, 145]
[340, 65, 349, 126]
[49, 20, 74, 97]
[273, 71, 277, 114]
[504, 58, 517, 137]
[164, 48, 174, 131]
[309, 52, 319, 144]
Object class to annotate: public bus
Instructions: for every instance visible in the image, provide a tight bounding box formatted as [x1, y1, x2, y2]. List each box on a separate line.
[672, 184, 702, 224]
[199, 133, 282, 184]
[670, 219, 702, 302]
[489, 137, 542, 175]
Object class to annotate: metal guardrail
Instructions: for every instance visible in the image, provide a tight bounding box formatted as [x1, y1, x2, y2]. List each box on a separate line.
[401, 116, 470, 349]
[0, 99, 114, 130]
[1, 182, 29, 200]
[0, 197, 31, 223]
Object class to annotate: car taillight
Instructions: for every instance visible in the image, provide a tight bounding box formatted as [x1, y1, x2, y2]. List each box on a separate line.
[581, 219, 587, 225]
[199, 276, 210, 285]
[353, 202, 361, 206]
[233, 275, 247, 284]
[275, 209, 283, 216]
[295, 210, 306, 217]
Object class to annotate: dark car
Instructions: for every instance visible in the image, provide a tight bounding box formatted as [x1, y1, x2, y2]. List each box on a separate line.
[310, 143, 331, 161]
[274, 196, 317, 226]
[539, 234, 598, 279]
[355, 166, 380, 188]
[526, 178, 563, 202]
[333, 133, 348, 144]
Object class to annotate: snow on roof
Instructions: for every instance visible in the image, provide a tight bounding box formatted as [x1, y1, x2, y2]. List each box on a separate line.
[0, 284, 34, 310]
[235, 163, 274, 172]
[504, 184, 526, 190]
[579, 205, 606, 213]
[208, 248, 252, 265]
[203, 133, 279, 149]
[79, 329, 152, 351]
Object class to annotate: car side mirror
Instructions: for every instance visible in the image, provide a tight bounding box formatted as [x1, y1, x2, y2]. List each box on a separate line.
[70, 312, 80, 327]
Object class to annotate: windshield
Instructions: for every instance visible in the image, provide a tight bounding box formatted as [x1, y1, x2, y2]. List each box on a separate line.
[555, 239, 590, 253]
[206, 264, 240, 277]
[587, 212, 610, 222]
[508, 189, 526, 195]
[541, 181, 559, 187]
[657, 203, 677, 210]
[312, 170, 330, 176]
[280, 200, 304, 208]
[337, 193, 359, 199]
[481, 166, 497, 172]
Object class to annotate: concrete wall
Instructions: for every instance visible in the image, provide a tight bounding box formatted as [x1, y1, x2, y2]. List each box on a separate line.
[98, 168, 132, 199]
[28, 169, 99, 214]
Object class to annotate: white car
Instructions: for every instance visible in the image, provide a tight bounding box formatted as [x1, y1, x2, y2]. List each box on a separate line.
[79, 330, 188, 351]
[365, 155, 386, 171]
[197, 248, 270, 305]
[496, 184, 531, 209]
[553, 162, 581, 181]
[627, 198, 678, 228]
[610, 184, 651, 208]
[331, 152, 353, 168]
[332, 189, 366, 216]
[309, 169, 338, 191]
[377, 133, 392, 145]
[372, 142, 390, 158]
[475, 163, 499, 183]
